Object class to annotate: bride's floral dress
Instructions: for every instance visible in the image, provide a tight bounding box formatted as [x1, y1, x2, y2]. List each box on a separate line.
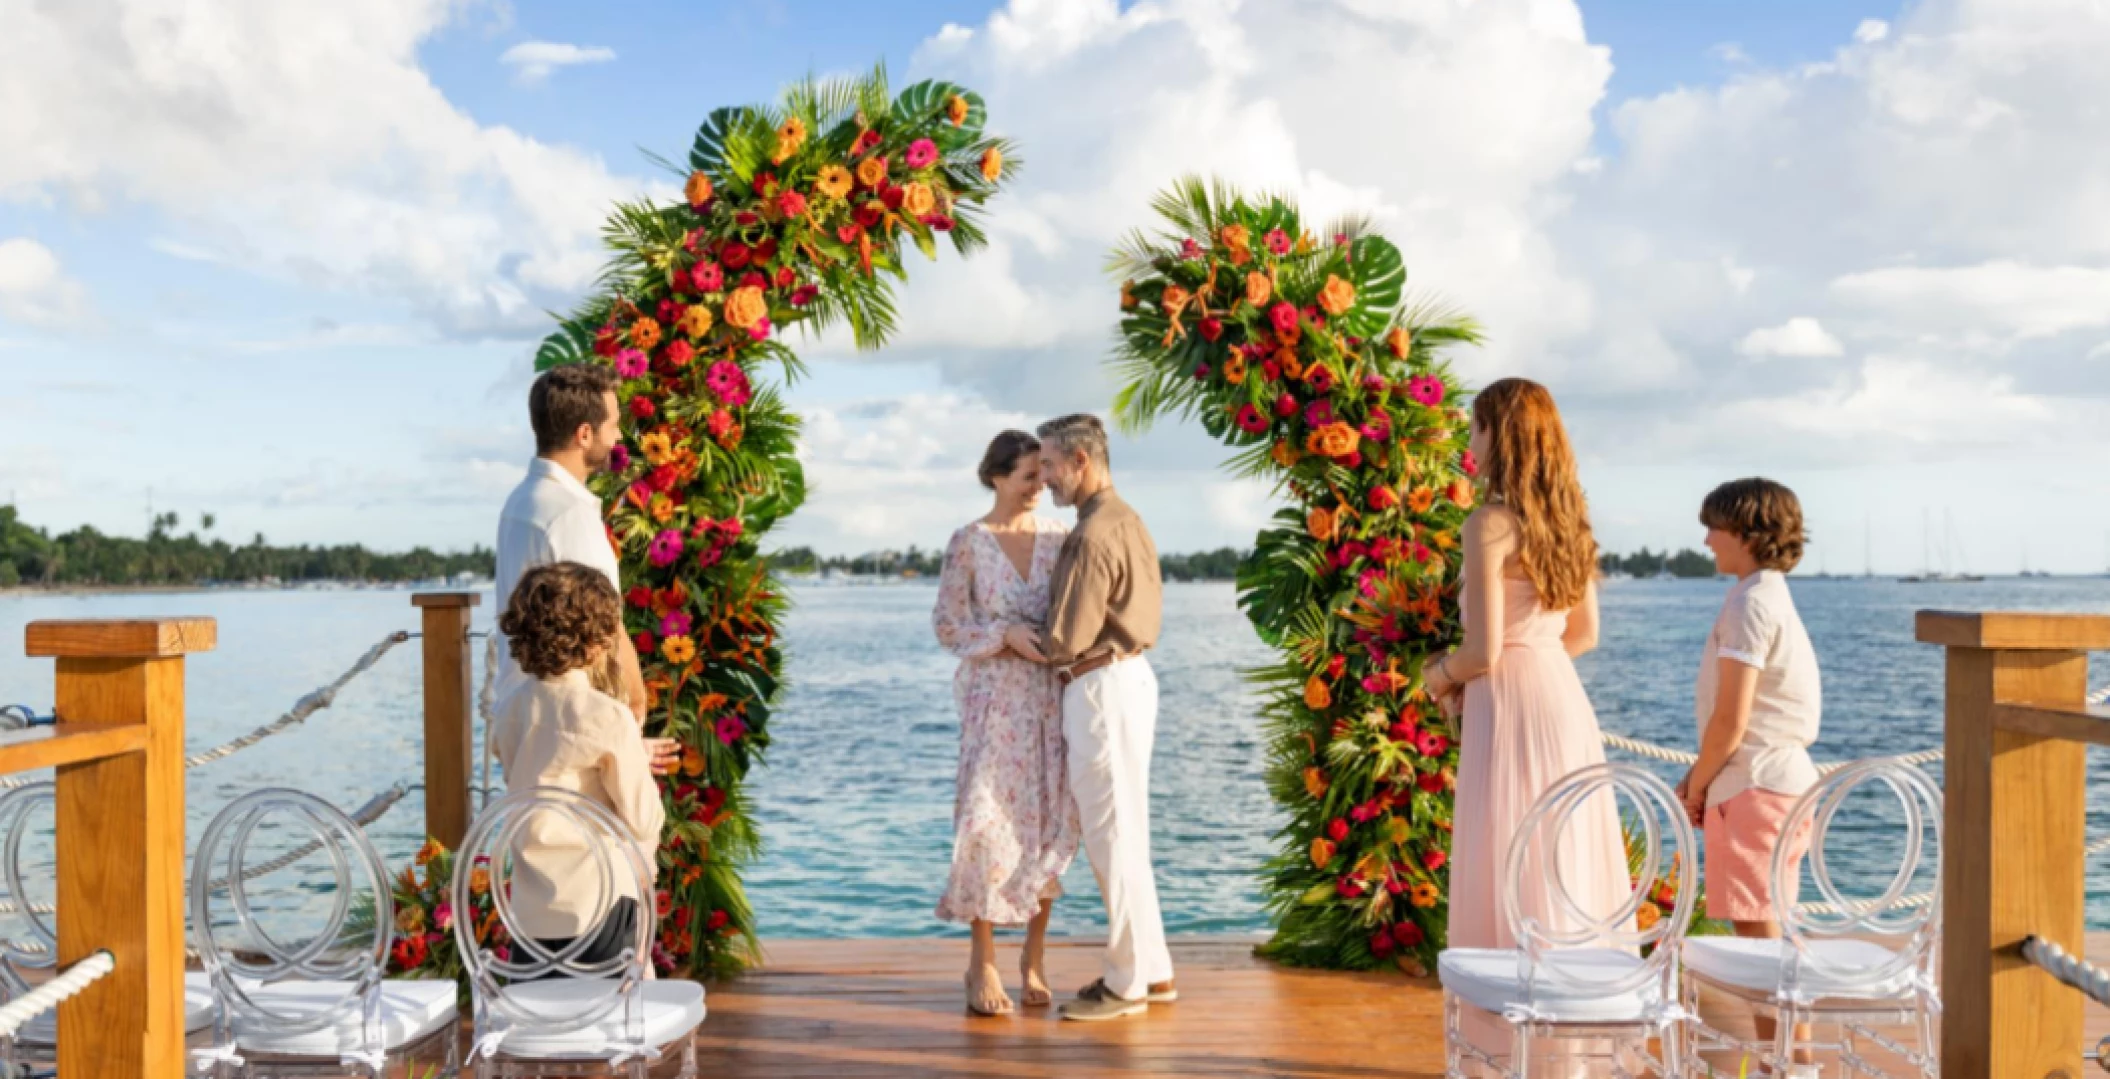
[931, 518, 1080, 925]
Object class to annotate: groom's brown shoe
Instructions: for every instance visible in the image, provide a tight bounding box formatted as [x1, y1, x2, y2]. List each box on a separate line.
[1061, 980, 1147, 1022]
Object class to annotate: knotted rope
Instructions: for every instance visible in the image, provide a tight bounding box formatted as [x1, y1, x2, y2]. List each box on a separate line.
[0, 950, 112, 1038]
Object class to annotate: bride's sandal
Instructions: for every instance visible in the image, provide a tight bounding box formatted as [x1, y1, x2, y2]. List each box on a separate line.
[966, 967, 1014, 1017]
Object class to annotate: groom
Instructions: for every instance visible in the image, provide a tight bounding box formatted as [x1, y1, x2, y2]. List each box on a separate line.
[1007, 413, 1175, 1022]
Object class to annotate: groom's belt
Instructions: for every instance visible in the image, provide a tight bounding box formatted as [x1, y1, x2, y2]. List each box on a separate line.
[1057, 650, 1128, 686]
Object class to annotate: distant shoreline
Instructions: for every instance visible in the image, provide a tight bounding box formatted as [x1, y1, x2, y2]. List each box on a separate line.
[0, 578, 492, 598]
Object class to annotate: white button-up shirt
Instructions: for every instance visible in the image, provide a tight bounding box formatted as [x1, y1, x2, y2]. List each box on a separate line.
[1694, 569, 1822, 807]
[495, 458, 623, 705]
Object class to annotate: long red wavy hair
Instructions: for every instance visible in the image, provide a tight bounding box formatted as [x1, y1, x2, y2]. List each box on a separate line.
[1470, 378, 1597, 611]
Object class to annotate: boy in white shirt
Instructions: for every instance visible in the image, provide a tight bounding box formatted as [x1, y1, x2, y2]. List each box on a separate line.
[1677, 477, 1820, 1075]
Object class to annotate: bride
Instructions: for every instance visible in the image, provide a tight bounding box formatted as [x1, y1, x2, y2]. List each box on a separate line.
[931, 430, 1081, 1016]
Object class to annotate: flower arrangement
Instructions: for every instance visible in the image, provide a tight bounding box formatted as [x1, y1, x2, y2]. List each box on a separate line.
[1624, 818, 1730, 956]
[374, 839, 506, 1006]
[532, 66, 1017, 976]
[1108, 178, 1483, 973]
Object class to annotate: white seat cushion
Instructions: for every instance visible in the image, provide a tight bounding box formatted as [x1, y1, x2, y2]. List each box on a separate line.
[18, 971, 221, 1045]
[1439, 947, 1659, 1023]
[229, 979, 457, 1057]
[1683, 936, 1918, 1001]
[488, 980, 706, 1060]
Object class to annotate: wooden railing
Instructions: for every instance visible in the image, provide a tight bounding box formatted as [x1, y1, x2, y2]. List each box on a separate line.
[7, 617, 215, 1079]
[411, 591, 480, 849]
[1920, 609, 2110, 1079]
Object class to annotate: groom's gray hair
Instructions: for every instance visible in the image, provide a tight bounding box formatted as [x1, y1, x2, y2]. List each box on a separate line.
[1037, 413, 1110, 469]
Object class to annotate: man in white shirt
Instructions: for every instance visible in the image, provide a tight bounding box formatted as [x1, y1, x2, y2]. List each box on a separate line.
[495, 364, 649, 719]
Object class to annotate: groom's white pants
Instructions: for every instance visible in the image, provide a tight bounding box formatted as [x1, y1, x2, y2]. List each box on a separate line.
[1062, 655, 1174, 1001]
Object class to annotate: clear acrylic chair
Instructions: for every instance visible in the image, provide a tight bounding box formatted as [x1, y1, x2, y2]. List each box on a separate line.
[0, 780, 222, 1072]
[1681, 759, 1941, 1078]
[1438, 763, 1698, 1078]
[189, 788, 460, 1078]
[455, 787, 702, 1078]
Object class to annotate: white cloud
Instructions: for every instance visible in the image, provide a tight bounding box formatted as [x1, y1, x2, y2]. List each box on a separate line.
[499, 41, 616, 85]
[0, 238, 87, 327]
[1737, 316, 1844, 359]
[1854, 19, 1890, 44]
[1831, 262, 2110, 339]
[0, 1, 646, 336]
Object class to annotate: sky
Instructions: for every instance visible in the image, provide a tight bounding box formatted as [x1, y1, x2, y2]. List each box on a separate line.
[3, 0, 2107, 574]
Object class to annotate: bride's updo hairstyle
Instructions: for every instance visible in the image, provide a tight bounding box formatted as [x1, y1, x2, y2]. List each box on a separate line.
[977, 430, 1041, 489]
[1470, 378, 1598, 611]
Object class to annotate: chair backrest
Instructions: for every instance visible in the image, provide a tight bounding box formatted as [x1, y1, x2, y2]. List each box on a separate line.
[0, 782, 58, 1008]
[453, 786, 653, 1046]
[1503, 763, 1697, 1004]
[1774, 758, 1941, 995]
[189, 788, 393, 1047]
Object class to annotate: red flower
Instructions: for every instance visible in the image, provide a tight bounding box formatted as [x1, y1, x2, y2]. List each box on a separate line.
[1235, 404, 1268, 434]
[663, 340, 694, 368]
[1369, 486, 1399, 511]
[1273, 393, 1298, 418]
[751, 171, 778, 197]
[855, 202, 884, 229]
[655, 890, 673, 917]
[740, 270, 767, 291]
[391, 935, 428, 971]
[924, 213, 955, 232]
[649, 465, 679, 493]
[1417, 771, 1445, 794]
[1199, 317, 1223, 342]
[1193, 362, 1210, 380]
[755, 237, 780, 263]
[629, 396, 657, 420]
[1306, 366, 1336, 394]
[633, 631, 656, 655]
[1369, 931, 1396, 958]
[836, 223, 864, 244]
[722, 243, 752, 270]
[852, 129, 883, 156]
[1392, 921, 1425, 947]
[1265, 227, 1291, 256]
[1269, 302, 1299, 334]
[625, 585, 653, 609]
[778, 189, 807, 218]
[881, 185, 905, 211]
[1423, 849, 1448, 872]
[734, 210, 760, 228]
[707, 410, 733, 438]
[1336, 877, 1365, 899]
[673, 907, 691, 929]
[790, 285, 819, 307]
[706, 910, 730, 931]
[774, 266, 796, 290]
[691, 262, 723, 292]
[1326, 654, 1346, 680]
[1462, 450, 1479, 477]
[1327, 818, 1350, 842]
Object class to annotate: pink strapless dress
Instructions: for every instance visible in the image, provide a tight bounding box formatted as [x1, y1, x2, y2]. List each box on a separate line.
[1447, 578, 1631, 1060]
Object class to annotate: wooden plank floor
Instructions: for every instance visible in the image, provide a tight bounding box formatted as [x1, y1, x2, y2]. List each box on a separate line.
[353, 934, 2110, 1076]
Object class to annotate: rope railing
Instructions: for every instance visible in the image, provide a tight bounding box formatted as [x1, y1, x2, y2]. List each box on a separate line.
[2021, 936, 2110, 1009]
[0, 630, 413, 791]
[1598, 730, 1944, 773]
[0, 949, 113, 1039]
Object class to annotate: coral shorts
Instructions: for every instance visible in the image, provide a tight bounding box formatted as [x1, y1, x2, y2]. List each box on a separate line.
[1704, 788, 1812, 923]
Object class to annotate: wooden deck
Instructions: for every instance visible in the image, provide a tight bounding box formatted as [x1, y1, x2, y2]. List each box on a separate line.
[355, 934, 2110, 1077]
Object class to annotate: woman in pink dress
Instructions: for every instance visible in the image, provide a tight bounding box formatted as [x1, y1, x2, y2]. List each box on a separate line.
[1424, 378, 1630, 1068]
[932, 430, 1080, 1017]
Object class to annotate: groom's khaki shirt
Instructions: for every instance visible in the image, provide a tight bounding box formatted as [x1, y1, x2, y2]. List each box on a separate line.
[1044, 488, 1162, 669]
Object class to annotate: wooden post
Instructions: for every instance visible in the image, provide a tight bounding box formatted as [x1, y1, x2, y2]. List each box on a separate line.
[412, 592, 479, 849]
[24, 617, 215, 1079]
[1918, 611, 2110, 1079]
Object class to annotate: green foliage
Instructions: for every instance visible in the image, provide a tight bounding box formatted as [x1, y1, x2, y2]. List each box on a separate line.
[1109, 177, 1481, 973]
[550, 65, 1014, 977]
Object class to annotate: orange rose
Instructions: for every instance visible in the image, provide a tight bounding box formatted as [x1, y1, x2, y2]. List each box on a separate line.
[1223, 355, 1247, 385]
[1448, 478, 1476, 509]
[676, 304, 714, 339]
[629, 317, 661, 351]
[1307, 505, 1337, 542]
[1302, 766, 1329, 800]
[683, 170, 713, 207]
[1319, 274, 1357, 317]
[1272, 440, 1301, 468]
[855, 155, 888, 189]
[1245, 271, 1272, 308]
[1305, 422, 1361, 459]
[979, 146, 1003, 182]
[1311, 838, 1337, 870]
[901, 181, 936, 217]
[1408, 487, 1436, 514]
[1636, 901, 1662, 932]
[724, 286, 768, 330]
[947, 94, 970, 126]
[1304, 676, 1332, 710]
[1219, 224, 1250, 251]
[815, 165, 853, 200]
[1385, 326, 1413, 359]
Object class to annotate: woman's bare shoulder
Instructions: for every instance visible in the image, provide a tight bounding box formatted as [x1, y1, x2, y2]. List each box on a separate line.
[1464, 504, 1521, 539]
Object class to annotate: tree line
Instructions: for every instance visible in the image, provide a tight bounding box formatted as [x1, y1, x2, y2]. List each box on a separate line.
[1598, 547, 1718, 578]
[0, 507, 494, 588]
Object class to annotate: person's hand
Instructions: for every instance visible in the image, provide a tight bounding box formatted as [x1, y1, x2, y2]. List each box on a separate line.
[1679, 777, 1707, 827]
[643, 738, 682, 777]
[1423, 653, 1456, 702]
[1003, 624, 1047, 663]
[1435, 686, 1463, 721]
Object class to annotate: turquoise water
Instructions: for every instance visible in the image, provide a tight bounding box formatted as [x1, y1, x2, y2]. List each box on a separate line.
[1, 577, 2106, 937]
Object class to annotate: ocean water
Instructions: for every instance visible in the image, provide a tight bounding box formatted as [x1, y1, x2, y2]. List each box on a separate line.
[1, 576, 2106, 938]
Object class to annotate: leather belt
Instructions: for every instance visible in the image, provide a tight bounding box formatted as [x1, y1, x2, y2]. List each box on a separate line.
[1057, 651, 1124, 686]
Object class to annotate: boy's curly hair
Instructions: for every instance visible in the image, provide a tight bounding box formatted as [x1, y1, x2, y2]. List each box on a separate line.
[1701, 478, 1807, 573]
[499, 562, 621, 679]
